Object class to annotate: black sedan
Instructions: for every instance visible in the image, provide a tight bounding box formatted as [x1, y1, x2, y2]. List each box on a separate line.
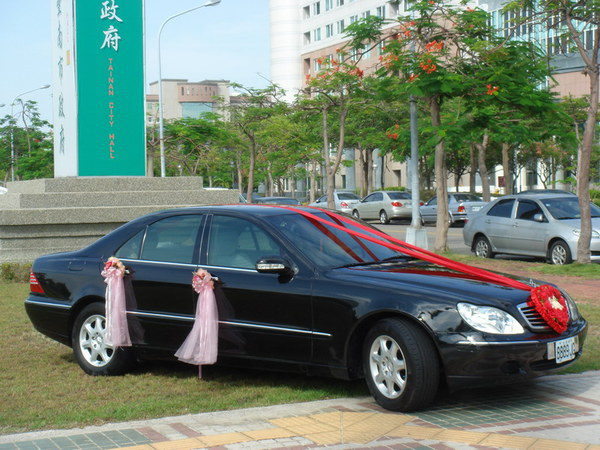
[25, 206, 587, 411]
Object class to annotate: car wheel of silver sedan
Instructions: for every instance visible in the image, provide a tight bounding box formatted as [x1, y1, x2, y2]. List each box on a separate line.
[352, 209, 360, 219]
[72, 303, 134, 375]
[379, 210, 390, 224]
[363, 318, 439, 411]
[549, 240, 572, 265]
[473, 235, 495, 259]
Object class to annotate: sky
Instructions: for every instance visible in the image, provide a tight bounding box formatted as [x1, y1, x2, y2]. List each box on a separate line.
[0, 0, 270, 122]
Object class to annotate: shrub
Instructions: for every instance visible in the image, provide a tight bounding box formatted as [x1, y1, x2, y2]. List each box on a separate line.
[0, 263, 32, 283]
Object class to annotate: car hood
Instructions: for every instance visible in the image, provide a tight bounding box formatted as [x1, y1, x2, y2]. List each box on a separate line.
[557, 217, 600, 233]
[328, 261, 536, 308]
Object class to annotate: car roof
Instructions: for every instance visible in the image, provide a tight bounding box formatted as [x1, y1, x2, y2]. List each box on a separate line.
[495, 193, 575, 200]
[151, 204, 313, 217]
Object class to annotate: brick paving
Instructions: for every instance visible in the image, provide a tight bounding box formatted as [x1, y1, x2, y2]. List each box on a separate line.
[1, 371, 599, 449]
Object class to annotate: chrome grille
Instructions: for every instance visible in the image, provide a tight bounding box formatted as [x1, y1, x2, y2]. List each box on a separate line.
[517, 302, 552, 332]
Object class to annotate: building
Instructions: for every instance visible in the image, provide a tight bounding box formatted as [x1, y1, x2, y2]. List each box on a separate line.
[270, 0, 412, 194]
[146, 79, 235, 124]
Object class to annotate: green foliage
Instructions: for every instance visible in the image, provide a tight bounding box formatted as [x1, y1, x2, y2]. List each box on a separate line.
[0, 263, 31, 282]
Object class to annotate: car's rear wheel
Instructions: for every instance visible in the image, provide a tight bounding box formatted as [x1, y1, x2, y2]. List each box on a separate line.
[352, 209, 360, 219]
[549, 240, 572, 265]
[363, 318, 439, 411]
[473, 235, 494, 259]
[72, 303, 134, 376]
[379, 210, 390, 224]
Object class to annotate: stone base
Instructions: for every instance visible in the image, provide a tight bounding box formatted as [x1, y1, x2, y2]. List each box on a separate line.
[0, 177, 238, 263]
[405, 226, 429, 250]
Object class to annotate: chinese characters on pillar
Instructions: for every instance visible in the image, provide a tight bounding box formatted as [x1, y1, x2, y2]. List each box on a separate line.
[100, 0, 122, 160]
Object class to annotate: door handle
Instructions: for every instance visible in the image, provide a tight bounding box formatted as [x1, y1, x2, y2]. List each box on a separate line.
[484, 219, 491, 224]
[68, 261, 85, 271]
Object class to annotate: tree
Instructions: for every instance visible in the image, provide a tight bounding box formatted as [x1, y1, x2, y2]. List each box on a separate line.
[512, 0, 599, 261]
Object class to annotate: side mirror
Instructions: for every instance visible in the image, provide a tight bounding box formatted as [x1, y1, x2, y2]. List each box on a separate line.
[256, 258, 293, 275]
[533, 213, 545, 223]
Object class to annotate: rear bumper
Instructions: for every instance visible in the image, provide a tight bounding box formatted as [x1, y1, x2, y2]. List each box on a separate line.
[438, 320, 588, 391]
[390, 207, 412, 219]
[25, 296, 72, 346]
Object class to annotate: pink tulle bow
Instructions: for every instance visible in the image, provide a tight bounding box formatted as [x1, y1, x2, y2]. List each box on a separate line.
[175, 269, 219, 377]
[101, 257, 132, 348]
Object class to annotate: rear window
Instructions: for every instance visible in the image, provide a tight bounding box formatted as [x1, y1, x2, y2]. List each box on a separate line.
[387, 192, 411, 200]
[337, 193, 360, 200]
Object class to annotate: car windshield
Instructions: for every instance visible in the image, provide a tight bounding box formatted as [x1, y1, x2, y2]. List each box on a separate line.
[542, 197, 600, 220]
[264, 212, 405, 269]
[337, 193, 360, 200]
[387, 192, 411, 200]
[453, 194, 482, 202]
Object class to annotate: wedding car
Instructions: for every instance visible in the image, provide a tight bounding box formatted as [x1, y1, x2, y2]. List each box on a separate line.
[25, 205, 587, 411]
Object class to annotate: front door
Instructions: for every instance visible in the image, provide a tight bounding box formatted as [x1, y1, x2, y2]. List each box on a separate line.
[201, 214, 312, 364]
[511, 199, 547, 255]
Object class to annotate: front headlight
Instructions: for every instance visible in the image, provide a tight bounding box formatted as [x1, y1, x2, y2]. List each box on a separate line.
[572, 229, 600, 239]
[561, 290, 580, 322]
[457, 303, 524, 335]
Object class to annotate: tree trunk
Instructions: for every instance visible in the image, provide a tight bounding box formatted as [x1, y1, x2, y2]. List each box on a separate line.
[236, 152, 243, 194]
[430, 98, 449, 253]
[501, 143, 512, 195]
[267, 164, 275, 197]
[366, 149, 373, 195]
[309, 162, 316, 203]
[476, 132, 491, 202]
[146, 145, 155, 177]
[576, 70, 598, 263]
[469, 143, 477, 193]
[246, 141, 256, 203]
[291, 175, 297, 199]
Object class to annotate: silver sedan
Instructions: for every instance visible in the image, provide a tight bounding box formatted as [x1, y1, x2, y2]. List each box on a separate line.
[309, 191, 361, 214]
[463, 194, 600, 264]
[351, 191, 414, 224]
[420, 193, 487, 226]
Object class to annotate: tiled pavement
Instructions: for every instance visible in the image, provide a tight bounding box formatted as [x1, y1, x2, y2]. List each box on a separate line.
[1, 371, 600, 449]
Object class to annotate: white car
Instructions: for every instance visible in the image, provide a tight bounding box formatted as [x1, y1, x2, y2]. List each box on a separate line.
[352, 191, 415, 224]
[309, 191, 361, 214]
[0, 186, 7, 195]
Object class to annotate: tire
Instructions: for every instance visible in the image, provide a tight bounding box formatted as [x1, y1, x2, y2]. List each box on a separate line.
[420, 214, 426, 227]
[352, 209, 360, 219]
[549, 240, 572, 265]
[363, 318, 439, 412]
[473, 235, 495, 259]
[379, 210, 390, 224]
[71, 303, 135, 376]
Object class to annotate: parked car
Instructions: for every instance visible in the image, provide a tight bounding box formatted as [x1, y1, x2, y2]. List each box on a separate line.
[463, 194, 600, 264]
[254, 197, 301, 205]
[351, 191, 415, 224]
[26, 206, 587, 411]
[518, 189, 576, 196]
[420, 193, 487, 226]
[0, 186, 7, 195]
[309, 191, 361, 214]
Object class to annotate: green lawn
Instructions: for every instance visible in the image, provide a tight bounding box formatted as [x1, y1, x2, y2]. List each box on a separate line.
[1, 280, 597, 434]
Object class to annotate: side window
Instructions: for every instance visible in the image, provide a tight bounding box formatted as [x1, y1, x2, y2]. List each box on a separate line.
[208, 216, 284, 269]
[140, 215, 203, 264]
[487, 199, 515, 218]
[372, 192, 383, 201]
[516, 200, 543, 221]
[363, 194, 375, 202]
[115, 229, 145, 259]
[317, 196, 326, 203]
[428, 197, 437, 206]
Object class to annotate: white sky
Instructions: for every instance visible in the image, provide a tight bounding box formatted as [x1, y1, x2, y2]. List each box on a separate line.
[0, 0, 270, 123]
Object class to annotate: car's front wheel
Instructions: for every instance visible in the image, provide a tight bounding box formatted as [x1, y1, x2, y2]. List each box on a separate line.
[72, 303, 134, 376]
[549, 240, 572, 265]
[473, 235, 495, 259]
[379, 210, 390, 224]
[363, 318, 439, 411]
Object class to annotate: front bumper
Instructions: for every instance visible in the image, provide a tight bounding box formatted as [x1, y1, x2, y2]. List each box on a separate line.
[437, 319, 588, 391]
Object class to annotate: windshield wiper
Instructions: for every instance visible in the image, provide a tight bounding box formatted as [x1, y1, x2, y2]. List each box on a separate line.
[335, 255, 412, 269]
[381, 255, 414, 262]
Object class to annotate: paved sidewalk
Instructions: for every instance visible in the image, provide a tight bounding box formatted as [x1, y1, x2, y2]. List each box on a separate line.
[1, 371, 599, 449]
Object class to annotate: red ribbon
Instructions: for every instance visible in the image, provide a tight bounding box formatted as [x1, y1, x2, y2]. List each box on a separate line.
[263, 205, 569, 333]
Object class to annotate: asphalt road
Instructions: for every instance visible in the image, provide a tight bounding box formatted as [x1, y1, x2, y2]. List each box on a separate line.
[369, 220, 472, 255]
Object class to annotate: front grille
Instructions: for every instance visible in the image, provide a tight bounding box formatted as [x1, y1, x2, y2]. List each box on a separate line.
[517, 302, 552, 332]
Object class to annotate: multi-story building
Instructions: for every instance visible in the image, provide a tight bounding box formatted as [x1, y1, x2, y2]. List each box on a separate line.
[270, 0, 411, 194]
[146, 79, 236, 124]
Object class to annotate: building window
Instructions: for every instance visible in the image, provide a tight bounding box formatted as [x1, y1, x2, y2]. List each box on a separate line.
[304, 31, 311, 45]
[362, 10, 371, 19]
[376, 6, 385, 18]
[350, 14, 358, 24]
[303, 6, 310, 19]
[314, 58, 322, 72]
[313, 27, 322, 41]
[336, 0, 344, 6]
[325, 0, 333, 11]
[312, 1, 321, 15]
[326, 23, 334, 38]
[388, 2, 399, 16]
[336, 19, 345, 34]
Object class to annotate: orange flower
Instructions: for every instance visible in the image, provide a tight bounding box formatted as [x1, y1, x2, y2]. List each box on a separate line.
[425, 40, 444, 52]
[408, 73, 419, 82]
[486, 84, 499, 95]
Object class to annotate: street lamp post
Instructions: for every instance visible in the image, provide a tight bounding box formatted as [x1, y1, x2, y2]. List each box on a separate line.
[157, 0, 222, 178]
[9, 85, 50, 182]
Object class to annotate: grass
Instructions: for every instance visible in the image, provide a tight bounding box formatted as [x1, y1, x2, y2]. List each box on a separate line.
[1, 278, 597, 434]
[0, 283, 366, 434]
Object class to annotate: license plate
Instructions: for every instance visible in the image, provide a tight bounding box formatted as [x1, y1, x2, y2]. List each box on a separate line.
[472, 206, 481, 211]
[548, 336, 579, 364]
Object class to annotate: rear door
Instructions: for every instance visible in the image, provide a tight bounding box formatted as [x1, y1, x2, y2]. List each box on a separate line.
[201, 213, 313, 364]
[484, 199, 516, 251]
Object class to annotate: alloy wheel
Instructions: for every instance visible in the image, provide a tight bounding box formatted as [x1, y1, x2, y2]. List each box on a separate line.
[79, 314, 114, 367]
[475, 239, 489, 258]
[368, 334, 407, 399]
[551, 244, 568, 265]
